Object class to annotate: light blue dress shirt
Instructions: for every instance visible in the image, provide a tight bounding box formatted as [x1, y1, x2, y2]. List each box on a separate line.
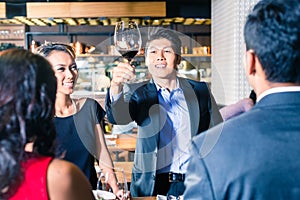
[156, 82, 191, 174]
[110, 79, 192, 174]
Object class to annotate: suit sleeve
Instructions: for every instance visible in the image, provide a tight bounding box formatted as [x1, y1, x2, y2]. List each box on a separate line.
[105, 88, 133, 125]
[184, 139, 216, 200]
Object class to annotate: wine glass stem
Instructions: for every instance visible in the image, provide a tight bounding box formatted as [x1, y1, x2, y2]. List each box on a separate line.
[97, 175, 101, 190]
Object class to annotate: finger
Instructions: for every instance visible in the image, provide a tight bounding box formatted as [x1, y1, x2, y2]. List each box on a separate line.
[113, 73, 133, 83]
[113, 66, 134, 77]
[112, 69, 135, 82]
[117, 62, 136, 73]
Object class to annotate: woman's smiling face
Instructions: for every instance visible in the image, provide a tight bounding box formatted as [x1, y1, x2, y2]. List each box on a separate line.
[46, 50, 78, 96]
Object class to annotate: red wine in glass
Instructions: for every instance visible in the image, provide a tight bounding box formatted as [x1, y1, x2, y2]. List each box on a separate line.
[118, 50, 139, 62]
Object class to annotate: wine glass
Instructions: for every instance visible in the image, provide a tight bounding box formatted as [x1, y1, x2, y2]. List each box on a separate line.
[97, 168, 129, 200]
[97, 171, 110, 191]
[114, 20, 142, 84]
[114, 20, 142, 63]
[114, 167, 129, 200]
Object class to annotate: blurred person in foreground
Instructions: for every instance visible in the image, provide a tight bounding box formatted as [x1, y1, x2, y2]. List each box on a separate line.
[184, 0, 300, 199]
[36, 43, 124, 199]
[105, 27, 224, 197]
[0, 49, 94, 200]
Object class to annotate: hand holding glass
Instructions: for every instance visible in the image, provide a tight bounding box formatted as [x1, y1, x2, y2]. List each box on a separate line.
[98, 168, 129, 200]
[114, 20, 142, 84]
[115, 167, 129, 200]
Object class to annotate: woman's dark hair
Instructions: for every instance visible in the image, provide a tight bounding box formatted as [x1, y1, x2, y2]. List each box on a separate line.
[36, 41, 76, 59]
[244, 0, 300, 83]
[0, 49, 57, 198]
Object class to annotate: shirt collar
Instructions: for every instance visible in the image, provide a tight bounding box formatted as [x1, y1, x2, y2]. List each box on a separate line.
[257, 86, 300, 102]
[154, 78, 181, 92]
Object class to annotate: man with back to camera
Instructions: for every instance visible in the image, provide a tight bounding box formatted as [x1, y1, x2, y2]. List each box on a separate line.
[184, 0, 300, 199]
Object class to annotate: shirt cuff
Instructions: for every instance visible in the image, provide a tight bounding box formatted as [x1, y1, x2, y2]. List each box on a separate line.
[110, 92, 122, 102]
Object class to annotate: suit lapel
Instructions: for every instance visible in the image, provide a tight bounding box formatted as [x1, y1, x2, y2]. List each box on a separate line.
[143, 81, 158, 106]
[178, 78, 200, 137]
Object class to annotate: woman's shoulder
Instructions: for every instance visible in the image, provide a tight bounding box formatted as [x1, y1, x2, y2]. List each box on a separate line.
[48, 159, 82, 179]
[73, 97, 101, 111]
[73, 97, 105, 119]
[72, 97, 87, 111]
[47, 159, 94, 200]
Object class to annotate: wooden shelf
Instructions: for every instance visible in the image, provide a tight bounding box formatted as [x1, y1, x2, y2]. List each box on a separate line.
[27, 2, 166, 18]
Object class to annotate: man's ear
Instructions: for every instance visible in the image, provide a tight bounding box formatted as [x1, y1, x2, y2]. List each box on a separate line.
[176, 55, 181, 65]
[145, 56, 149, 67]
[245, 50, 256, 76]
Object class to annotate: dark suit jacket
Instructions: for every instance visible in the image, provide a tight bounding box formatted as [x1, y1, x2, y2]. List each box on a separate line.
[184, 91, 300, 200]
[105, 77, 223, 197]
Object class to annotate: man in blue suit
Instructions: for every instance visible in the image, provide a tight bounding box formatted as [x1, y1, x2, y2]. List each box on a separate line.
[183, 0, 300, 199]
[105, 28, 224, 197]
